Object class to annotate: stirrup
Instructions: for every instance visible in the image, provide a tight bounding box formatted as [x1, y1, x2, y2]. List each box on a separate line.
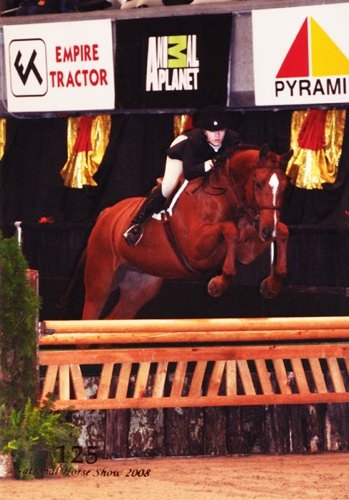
[123, 224, 144, 246]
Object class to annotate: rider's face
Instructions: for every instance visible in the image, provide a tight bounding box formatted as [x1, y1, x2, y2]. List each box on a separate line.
[205, 129, 226, 148]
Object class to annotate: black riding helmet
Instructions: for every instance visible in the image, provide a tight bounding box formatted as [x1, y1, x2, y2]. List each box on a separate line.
[199, 105, 230, 131]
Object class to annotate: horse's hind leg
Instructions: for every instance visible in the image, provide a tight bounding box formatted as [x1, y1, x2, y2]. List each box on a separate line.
[82, 252, 117, 320]
[106, 269, 164, 319]
[83, 275, 114, 320]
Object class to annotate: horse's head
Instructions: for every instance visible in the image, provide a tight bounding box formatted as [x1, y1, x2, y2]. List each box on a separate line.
[248, 144, 293, 242]
[195, 144, 293, 243]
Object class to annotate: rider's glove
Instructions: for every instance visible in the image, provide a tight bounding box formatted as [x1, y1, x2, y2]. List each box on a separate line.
[204, 159, 215, 172]
[204, 147, 236, 173]
[212, 148, 235, 167]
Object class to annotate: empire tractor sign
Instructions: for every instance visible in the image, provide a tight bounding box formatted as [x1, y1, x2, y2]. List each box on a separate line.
[4, 20, 115, 113]
[252, 3, 349, 106]
[51, 43, 108, 89]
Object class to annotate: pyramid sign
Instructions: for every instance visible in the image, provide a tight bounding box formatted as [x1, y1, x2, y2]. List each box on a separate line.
[276, 17, 349, 78]
[252, 4, 349, 106]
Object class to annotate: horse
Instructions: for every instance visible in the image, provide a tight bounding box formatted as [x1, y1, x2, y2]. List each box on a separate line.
[82, 144, 294, 320]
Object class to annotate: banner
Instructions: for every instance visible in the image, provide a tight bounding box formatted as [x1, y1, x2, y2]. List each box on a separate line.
[115, 15, 232, 110]
[4, 20, 115, 113]
[252, 3, 349, 106]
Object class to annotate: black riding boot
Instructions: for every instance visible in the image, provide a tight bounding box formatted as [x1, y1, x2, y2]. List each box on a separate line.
[123, 187, 167, 246]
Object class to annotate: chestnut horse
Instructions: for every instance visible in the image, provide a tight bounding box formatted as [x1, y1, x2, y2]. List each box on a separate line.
[82, 144, 293, 319]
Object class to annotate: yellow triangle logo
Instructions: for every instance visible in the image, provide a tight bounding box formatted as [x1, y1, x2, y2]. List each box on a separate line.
[311, 17, 349, 76]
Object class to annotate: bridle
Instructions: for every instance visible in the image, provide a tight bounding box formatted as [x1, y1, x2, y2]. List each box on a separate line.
[186, 153, 285, 221]
[251, 166, 285, 212]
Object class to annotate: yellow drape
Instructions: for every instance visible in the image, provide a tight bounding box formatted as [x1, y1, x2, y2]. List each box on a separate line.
[60, 114, 111, 189]
[287, 109, 346, 189]
[0, 118, 6, 161]
[173, 114, 192, 137]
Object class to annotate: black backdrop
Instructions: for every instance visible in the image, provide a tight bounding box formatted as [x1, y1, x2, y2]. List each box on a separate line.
[1, 109, 349, 320]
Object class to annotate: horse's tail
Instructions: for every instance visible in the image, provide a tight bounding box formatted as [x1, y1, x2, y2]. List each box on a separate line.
[56, 248, 87, 319]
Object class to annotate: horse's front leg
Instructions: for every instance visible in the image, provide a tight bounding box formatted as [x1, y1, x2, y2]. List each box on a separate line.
[201, 221, 239, 298]
[260, 222, 289, 298]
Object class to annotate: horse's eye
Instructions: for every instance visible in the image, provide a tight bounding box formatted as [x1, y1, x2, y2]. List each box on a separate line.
[254, 180, 264, 189]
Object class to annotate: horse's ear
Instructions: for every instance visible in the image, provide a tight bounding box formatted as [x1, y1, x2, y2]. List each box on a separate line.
[286, 162, 300, 184]
[259, 143, 269, 160]
[281, 149, 294, 170]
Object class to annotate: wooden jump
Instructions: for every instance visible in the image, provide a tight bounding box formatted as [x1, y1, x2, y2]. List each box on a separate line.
[39, 317, 349, 410]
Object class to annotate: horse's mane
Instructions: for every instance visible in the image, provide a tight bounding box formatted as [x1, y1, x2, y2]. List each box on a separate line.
[194, 143, 260, 194]
[234, 143, 261, 151]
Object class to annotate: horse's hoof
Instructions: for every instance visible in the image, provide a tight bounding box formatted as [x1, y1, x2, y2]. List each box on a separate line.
[259, 278, 281, 299]
[208, 276, 226, 297]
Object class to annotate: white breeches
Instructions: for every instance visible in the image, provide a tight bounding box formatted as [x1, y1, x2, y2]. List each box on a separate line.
[161, 135, 187, 198]
[161, 157, 183, 198]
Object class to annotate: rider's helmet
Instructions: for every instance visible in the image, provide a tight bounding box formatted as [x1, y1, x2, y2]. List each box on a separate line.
[199, 105, 230, 131]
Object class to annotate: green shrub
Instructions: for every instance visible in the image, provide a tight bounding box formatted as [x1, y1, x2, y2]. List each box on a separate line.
[0, 235, 40, 409]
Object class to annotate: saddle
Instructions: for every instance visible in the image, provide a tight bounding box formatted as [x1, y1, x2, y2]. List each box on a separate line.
[151, 177, 189, 220]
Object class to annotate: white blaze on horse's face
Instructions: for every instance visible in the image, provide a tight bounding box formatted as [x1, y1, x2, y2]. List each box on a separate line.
[268, 172, 279, 238]
[268, 172, 279, 205]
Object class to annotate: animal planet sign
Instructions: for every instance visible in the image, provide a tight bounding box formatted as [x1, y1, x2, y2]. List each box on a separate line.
[252, 3, 349, 106]
[115, 15, 232, 109]
[3, 19, 115, 113]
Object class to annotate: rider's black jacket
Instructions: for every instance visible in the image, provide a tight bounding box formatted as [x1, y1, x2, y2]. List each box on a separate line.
[167, 128, 241, 181]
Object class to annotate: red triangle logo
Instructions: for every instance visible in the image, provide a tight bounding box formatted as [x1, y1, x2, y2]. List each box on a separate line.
[276, 18, 309, 78]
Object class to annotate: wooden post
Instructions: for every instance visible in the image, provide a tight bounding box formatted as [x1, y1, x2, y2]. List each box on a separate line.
[26, 268, 40, 403]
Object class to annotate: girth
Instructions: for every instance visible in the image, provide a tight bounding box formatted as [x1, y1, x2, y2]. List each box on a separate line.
[160, 211, 198, 275]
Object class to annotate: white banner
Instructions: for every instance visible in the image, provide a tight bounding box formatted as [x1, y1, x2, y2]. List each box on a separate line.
[4, 19, 115, 113]
[252, 3, 349, 106]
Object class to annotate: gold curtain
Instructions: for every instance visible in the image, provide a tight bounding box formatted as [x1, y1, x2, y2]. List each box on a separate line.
[60, 114, 111, 188]
[173, 114, 192, 137]
[0, 118, 6, 161]
[287, 109, 346, 189]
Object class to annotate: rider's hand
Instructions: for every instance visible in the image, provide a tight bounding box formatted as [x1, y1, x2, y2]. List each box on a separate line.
[213, 148, 235, 166]
[204, 147, 235, 172]
[204, 159, 215, 172]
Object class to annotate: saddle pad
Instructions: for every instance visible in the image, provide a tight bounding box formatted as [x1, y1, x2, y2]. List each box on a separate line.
[152, 179, 189, 220]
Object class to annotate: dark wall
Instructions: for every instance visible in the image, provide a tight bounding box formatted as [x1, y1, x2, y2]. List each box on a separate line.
[1, 110, 349, 320]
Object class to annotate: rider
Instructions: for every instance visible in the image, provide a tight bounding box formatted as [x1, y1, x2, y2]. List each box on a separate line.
[123, 105, 241, 246]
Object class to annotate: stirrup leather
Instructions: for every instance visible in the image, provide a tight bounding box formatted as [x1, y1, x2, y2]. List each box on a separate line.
[123, 224, 144, 246]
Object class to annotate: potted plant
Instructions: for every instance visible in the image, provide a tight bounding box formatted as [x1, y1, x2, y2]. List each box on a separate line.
[0, 397, 80, 479]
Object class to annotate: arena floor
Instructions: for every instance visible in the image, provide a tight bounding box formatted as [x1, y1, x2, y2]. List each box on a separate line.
[1, 453, 349, 499]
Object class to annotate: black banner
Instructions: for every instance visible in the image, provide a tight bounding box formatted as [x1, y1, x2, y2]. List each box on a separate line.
[115, 14, 232, 110]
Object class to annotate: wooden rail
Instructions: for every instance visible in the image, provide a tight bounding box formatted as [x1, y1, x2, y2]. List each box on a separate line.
[39, 317, 349, 410]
